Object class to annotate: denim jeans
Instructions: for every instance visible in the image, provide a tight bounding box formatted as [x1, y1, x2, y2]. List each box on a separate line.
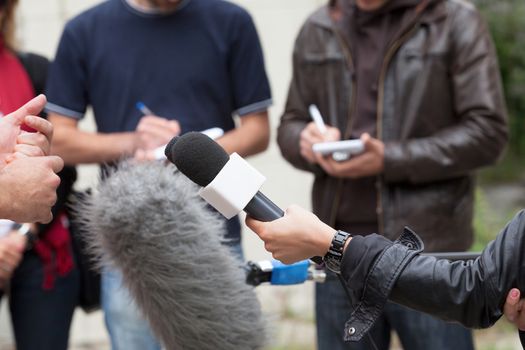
[1, 250, 79, 350]
[316, 275, 475, 350]
[102, 268, 162, 350]
[101, 241, 244, 350]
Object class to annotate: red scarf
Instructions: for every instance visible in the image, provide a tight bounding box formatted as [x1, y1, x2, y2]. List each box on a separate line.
[0, 37, 35, 131]
[33, 213, 75, 290]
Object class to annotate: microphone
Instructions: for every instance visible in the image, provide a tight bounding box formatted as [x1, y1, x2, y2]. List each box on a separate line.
[246, 259, 326, 286]
[77, 161, 267, 350]
[164, 132, 323, 264]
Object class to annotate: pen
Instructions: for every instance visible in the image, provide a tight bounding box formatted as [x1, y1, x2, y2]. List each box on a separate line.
[309, 104, 350, 162]
[308, 104, 327, 134]
[136, 101, 154, 116]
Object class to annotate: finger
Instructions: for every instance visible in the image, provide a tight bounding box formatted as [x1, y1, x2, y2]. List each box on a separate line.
[317, 153, 340, 173]
[504, 289, 521, 321]
[300, 140, 316, 160]
[0, 249, 22, 272]
[324, 127, 341, 142]
[3, 95, 46, 126]
[299, 138, 313, 150]
[138, 124, 180, 143]
[286, 204, 306, 217]
[5, 152, 26, 163]
[45, 155, 65, 173]
[6, 233, 27, 252]
[140, 121, 180, 136]
[39, 211, 54, 225]
[168, 120, 181, 133]
[315, 154, 333, 174]
[134, 149, 146, 161]
[138, 116, 180, 134]
[302, 123, 324, 142]
[360, 133, 373, 149]
[516, 300, 525, 331]
[17, 130, 48, 147]
[22, 116, 53, 143]
[13, 144, 45, 158]
[245, 216, 265, 236]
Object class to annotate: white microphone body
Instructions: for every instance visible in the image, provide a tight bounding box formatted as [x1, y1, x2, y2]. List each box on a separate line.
[199, 153, 265, 219]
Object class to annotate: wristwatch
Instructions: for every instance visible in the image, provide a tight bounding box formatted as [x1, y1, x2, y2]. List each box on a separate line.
[323, 230, 352, 274]
[12, 223, 38, 251]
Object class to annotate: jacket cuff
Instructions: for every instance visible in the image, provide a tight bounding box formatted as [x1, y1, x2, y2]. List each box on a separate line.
[340, 228, 424, 342]
[341, 234, 392, 284]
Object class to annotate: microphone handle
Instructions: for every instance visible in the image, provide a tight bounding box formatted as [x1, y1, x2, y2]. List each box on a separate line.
[245, 192, 324, 265]
[245, 192, 284, 221]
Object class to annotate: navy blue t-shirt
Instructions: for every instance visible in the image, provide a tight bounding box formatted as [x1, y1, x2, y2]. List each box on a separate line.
[46, 0, 272, 240]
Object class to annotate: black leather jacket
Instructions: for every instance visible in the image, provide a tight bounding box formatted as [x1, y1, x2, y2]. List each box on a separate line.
[340, 210, 525, 342]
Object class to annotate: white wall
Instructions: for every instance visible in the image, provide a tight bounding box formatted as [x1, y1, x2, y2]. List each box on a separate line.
[1, 0, 326, 348]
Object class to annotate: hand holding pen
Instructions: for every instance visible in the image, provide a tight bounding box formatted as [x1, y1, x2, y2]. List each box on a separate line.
[134, 102, 225, 161]
[299, 105, 340, 164]
[134, 101, 181, 157]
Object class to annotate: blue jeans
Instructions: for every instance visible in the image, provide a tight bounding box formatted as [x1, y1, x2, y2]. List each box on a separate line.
[102, 268, 161, 350]
[102, 241, 244, 350]
[316, 275, 475, 350]
[2, 250, 79, 350]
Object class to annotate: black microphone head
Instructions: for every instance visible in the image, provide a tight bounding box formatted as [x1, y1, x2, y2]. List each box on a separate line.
[165, 132, 229, 187]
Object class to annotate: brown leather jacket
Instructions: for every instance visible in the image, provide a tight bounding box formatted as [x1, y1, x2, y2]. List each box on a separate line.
[277, 0, 508, 252]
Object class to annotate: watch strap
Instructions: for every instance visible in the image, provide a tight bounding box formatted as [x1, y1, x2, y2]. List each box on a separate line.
[323, 230, 352, 273]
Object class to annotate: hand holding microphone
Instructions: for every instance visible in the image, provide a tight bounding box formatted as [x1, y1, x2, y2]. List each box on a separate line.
[246, 205, 337, 265]
[164, 132, 324, 264]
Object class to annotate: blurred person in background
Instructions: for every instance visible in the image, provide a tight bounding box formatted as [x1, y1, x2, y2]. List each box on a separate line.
[277, 0, 508, 348]
[0, 1, 78, 347]
[45, 0, 271, 348]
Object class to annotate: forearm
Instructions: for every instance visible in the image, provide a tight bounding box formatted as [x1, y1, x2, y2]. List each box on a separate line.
[342, 211, 525, 330]
[216, 112, 269, 157]
[389, 254, 501, 328]
[51, 126, 136, 165]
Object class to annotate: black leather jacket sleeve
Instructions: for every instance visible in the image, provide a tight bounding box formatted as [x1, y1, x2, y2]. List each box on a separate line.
[340, 210, 525, 341]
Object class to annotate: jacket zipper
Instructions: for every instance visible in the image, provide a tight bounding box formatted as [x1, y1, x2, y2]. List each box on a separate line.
[329, 25, 357, 227]
[376, 24, 421, 233]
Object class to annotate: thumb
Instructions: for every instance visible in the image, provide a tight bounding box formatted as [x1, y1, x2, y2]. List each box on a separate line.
[508, 288, 521, 305]
[360, 133, 372, 147]
[4, 95, 47, 126]
[8, 233, 28, 252]
[45, 155, 65, 173]
[245, 215, 264, 236]
[504, 288, 521, 321]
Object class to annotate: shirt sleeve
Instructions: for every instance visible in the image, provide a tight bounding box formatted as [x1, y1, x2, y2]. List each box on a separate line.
[228, 10, 272, 117]
[45, 22, 89, 120]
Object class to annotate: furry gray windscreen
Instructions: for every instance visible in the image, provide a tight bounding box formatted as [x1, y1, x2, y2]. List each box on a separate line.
[76, 161, 267, 350]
